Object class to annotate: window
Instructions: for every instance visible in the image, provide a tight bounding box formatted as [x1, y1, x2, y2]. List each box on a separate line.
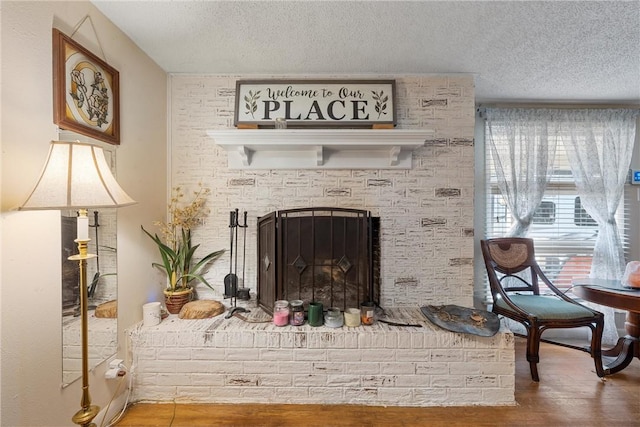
[482, 121, 631, 300]
[533, 201, 556, 224]
[574, 197, 597, 227]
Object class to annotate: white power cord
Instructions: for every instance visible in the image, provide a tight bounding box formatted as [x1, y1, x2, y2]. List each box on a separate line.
[102, 326, 143, 427]
[99, 358, 137, 427]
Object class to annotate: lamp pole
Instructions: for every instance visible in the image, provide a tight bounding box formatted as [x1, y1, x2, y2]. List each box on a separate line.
[69, 210, 100, 427]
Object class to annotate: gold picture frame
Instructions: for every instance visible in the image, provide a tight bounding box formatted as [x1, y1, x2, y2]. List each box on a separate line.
[53, 28, 120, 145]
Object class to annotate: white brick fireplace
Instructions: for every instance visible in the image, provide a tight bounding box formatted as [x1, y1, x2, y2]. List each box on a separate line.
[170, 75, 477, 308]
[129, 74, 516, 406]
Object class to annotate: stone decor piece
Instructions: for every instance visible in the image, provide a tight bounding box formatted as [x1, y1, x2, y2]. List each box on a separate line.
[95, 300, 117, 318]
[179, 300, 225, 319]
[421, 304, 500, 337]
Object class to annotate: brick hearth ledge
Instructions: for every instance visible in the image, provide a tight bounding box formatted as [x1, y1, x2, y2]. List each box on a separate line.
[128, 307, 515, 406]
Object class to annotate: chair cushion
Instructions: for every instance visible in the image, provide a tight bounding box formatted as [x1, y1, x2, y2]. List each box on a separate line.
[495, 294, 597, 320]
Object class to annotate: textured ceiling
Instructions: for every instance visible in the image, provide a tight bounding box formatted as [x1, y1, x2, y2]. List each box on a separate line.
[91, 1, 640, 103]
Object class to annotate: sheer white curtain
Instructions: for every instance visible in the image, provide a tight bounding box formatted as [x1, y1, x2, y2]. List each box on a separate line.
[561, 109, 639, 345]
[485, 108, 558, 237]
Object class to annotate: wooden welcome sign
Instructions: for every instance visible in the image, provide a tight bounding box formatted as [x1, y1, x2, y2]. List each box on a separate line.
[234, 79, 396, 128]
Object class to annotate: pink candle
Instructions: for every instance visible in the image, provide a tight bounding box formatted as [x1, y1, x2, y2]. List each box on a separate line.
[273, 310, 289, 326]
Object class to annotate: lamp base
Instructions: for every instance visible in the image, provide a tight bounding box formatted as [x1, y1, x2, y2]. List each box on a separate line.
[72, 404, 100, 427]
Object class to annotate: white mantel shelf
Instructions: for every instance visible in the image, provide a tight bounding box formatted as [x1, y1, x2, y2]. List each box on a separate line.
[207, 129, 434, 169]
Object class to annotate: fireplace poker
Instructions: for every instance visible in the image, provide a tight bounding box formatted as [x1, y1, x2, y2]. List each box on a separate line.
[223, 210, 238, 303]
[87, 210, 100, 301]
[233, 208, 239, 295]
[236, 210, 250, 300]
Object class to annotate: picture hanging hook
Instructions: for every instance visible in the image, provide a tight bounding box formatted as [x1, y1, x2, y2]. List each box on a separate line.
[69, 14, 107, 62]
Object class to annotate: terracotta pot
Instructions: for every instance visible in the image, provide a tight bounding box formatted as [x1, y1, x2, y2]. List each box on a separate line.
[164, 288, 193, 314]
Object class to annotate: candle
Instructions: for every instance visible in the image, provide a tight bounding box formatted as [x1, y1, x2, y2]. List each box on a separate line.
[273, 300, 290, 327]
[344, 308, 361, 327]
[76, 210, 89, 241]
[324, 307, 343, 328]
[289, 300, 304, 326]
[273, 311, 289, 326]
[308, 302, 324, 327]
[360, 301, 375, 325]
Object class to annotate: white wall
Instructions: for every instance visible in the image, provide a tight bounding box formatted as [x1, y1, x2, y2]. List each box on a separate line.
[1, 1, 167, 425]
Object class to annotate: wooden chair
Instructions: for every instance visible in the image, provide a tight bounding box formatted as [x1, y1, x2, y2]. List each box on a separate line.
[480, 237, 605, 381]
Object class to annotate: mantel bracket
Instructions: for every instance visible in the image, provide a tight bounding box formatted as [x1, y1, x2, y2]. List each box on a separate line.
[238, 146, 251, 167]
[389, 146, 401, 167]
[315, 146, 324, 166]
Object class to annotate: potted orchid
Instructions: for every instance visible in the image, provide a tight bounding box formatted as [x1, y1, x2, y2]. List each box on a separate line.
[142, 184, 224, 313]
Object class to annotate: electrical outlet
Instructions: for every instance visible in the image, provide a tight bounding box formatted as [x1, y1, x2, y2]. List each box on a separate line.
[104, 368, 120, 379]
[109, 358, 124, 369]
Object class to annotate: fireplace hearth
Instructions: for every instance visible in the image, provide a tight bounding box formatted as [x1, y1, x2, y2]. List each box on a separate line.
[257, 207, 380, 314]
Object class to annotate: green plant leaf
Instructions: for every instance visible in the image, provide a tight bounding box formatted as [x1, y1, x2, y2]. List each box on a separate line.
[142, 225, 225, 292]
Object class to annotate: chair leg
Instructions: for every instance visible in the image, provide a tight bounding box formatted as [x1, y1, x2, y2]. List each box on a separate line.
[526, 328, 541, 382]
[590, 319, 605, 378]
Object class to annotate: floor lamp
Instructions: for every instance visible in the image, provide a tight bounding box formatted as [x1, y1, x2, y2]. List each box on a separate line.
[19, 141, 136, 427]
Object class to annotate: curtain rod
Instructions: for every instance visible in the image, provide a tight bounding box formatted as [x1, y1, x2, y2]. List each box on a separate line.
[477, 102, 640, 110]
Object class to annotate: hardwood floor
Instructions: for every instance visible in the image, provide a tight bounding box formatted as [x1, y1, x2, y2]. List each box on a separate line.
[115, 338, 640, 426]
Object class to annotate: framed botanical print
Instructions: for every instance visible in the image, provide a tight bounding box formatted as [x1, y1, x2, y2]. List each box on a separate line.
[52, 28, 120, 145]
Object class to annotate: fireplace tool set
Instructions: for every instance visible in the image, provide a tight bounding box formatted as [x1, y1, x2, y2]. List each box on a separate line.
[224, 208, 250, 317]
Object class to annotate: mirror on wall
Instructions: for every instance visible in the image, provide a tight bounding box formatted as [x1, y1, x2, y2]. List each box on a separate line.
[58, 134, 119, 387]
[61, 209, 118, 386]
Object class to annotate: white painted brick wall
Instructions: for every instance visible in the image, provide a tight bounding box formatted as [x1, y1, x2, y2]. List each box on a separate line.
[168, 74, 475, 308]
[129, 309, 514, 406]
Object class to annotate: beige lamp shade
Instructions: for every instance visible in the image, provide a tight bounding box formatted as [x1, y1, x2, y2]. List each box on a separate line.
[19, 141, 136, 210]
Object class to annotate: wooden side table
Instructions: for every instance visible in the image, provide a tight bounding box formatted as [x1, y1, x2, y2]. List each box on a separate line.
[573, 278, 640, 374]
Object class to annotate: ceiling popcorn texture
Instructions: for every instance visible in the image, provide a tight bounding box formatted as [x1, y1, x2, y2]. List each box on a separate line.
[91, 1, 640, 102]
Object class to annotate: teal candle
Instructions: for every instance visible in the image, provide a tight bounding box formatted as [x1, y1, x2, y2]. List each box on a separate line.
[308, 302, 323, 326]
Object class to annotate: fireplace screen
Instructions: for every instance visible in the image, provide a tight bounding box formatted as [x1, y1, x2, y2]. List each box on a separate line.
[258, 208, 379, 314]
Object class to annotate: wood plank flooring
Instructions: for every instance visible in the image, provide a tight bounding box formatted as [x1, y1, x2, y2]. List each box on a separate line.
[115, 338, 640, 426]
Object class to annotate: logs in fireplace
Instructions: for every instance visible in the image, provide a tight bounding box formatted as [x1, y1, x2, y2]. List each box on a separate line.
[257, 208, 380, 314]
